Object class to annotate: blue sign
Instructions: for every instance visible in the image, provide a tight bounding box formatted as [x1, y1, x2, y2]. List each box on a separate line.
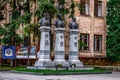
[2, 46, 16, 59]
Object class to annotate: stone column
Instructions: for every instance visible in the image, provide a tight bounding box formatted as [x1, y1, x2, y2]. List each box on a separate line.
[34, 26, 55, 68]
[54, 28, 69, 68]
[68, 29, 83, 67]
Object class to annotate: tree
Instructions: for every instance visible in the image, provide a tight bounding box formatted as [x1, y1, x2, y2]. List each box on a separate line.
[107, 0, 120, 61]
[35, 0, 57, 20]
[23, 23, 40, 45]
[0, 0, 23, 46]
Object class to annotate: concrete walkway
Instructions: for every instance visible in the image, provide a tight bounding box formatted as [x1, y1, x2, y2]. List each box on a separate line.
[0, 71, 120, 80]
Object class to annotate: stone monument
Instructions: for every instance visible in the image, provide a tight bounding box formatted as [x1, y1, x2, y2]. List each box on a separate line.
[68, 17, 83, 68]
[34, 13, 55, 68]
[54, 14, 69, 68]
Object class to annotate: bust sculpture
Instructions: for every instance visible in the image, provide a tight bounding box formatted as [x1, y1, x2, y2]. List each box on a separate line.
[54, 14, 65, 28]
[39, 13, 50, 26]
[68, 17, 78, 29]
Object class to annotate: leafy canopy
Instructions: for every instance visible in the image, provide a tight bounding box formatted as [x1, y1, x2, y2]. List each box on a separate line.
[107, 0, 120, 61]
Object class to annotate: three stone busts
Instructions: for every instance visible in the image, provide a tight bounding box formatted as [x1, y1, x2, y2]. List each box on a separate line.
[39, 13, 78, 29]
[34, 13, 83, 68]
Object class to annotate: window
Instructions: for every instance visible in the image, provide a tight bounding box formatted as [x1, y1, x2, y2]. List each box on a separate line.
[94, 0, 102, 17]
[0, 12, 4, 20]
[58, 0, 65, 9]
[80, 34, 89, 51]
[57, 0, 65, 14]
[9, 11, 12, 22]
[94, 35, 102, 51]
[80, 0, 90, 15]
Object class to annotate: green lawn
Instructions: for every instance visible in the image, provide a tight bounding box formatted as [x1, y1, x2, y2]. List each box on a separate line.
[0, 65, 111, 75]
[14, 68, 110, 75]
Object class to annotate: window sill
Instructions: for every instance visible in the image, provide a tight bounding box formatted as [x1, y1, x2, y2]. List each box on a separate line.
[94, 16, 104, 19]
[80, 14, 91, 17]
[94, 51, 102, 53]
[79, 50, 91, 53]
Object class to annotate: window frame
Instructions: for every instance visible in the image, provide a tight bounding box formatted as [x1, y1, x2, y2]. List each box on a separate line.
[80, 33, 90, 51]
[9, 11, 12, 22]
[94, 35, 102, 51]
[94, 0, 102, 17]
[80, 0, 90, 16]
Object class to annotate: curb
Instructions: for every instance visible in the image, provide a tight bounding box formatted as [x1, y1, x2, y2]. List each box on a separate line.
[94, 66, 120, 72]
[0, 70, 9, 71]
[10, 70, 112, 75]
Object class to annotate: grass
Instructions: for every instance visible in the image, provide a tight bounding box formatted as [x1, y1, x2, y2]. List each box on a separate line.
[0, 65, 26, 71]
[0, 66, 12, 70]
[0, 65, 111, 75]
[14, 68, 110, 75]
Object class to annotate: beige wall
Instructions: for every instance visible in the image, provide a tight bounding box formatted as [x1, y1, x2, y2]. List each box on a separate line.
[73, 0, 107, 58]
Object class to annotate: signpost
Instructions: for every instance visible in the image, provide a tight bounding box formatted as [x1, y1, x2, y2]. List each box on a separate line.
[2, 46, 16, 59]
[2, 46, 16, 66]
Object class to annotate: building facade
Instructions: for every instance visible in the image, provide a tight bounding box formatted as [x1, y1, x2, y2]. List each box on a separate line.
[0, 0, 107, 64]
[74, 0, 107, 61]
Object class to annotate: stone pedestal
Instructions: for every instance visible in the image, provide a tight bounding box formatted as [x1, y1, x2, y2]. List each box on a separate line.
[34, 26, 55, 68]
[54, 28, 69, 67]
[68, 29, 83, 67]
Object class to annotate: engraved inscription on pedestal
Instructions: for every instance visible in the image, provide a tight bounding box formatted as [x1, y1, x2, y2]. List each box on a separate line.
[45, 40, 49, 46]
[74, 42, 77, 47]
[68, 17, 83, 67]
[68, 29, 83, 67]
[60, 41, 64, 46]
[54, 28, 69, 67]
[34, 26, 55, 68]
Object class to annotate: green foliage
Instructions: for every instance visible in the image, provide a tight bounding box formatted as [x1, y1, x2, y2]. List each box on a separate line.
[12, 10, 20, 20]
[23, 23, 40, 37]
[37, 0, 57, 18]
[0, 0, 24, 46]
[19, 13, 32, 24]
[0, 26, 6, 36]
[79, 41, 88, 51]
[0, 22, 23, 46]
[107, 0, 120, 61]
[57, 0, 69, 16]
[56, 64, 63, 68]
[69, 0, 75, 17]
[78, 5, 84, 11]
[58, 0, 65, 4]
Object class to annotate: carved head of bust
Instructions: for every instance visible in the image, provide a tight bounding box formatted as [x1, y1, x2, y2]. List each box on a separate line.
[57, 14, 62, 20]
[72, 17, 76, 22]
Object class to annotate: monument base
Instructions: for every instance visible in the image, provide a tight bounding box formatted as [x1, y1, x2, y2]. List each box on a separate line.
[69, 60, 83, 67]
[34, 59, 55, 68]
[54, 60, 69, 68]
[68, 67, 94, 70]
[27, 66, 93, 70]
[27, 66, 56, 70]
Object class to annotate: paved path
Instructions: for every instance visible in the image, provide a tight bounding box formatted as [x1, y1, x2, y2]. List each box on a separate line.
[0, 71, 120, 80]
